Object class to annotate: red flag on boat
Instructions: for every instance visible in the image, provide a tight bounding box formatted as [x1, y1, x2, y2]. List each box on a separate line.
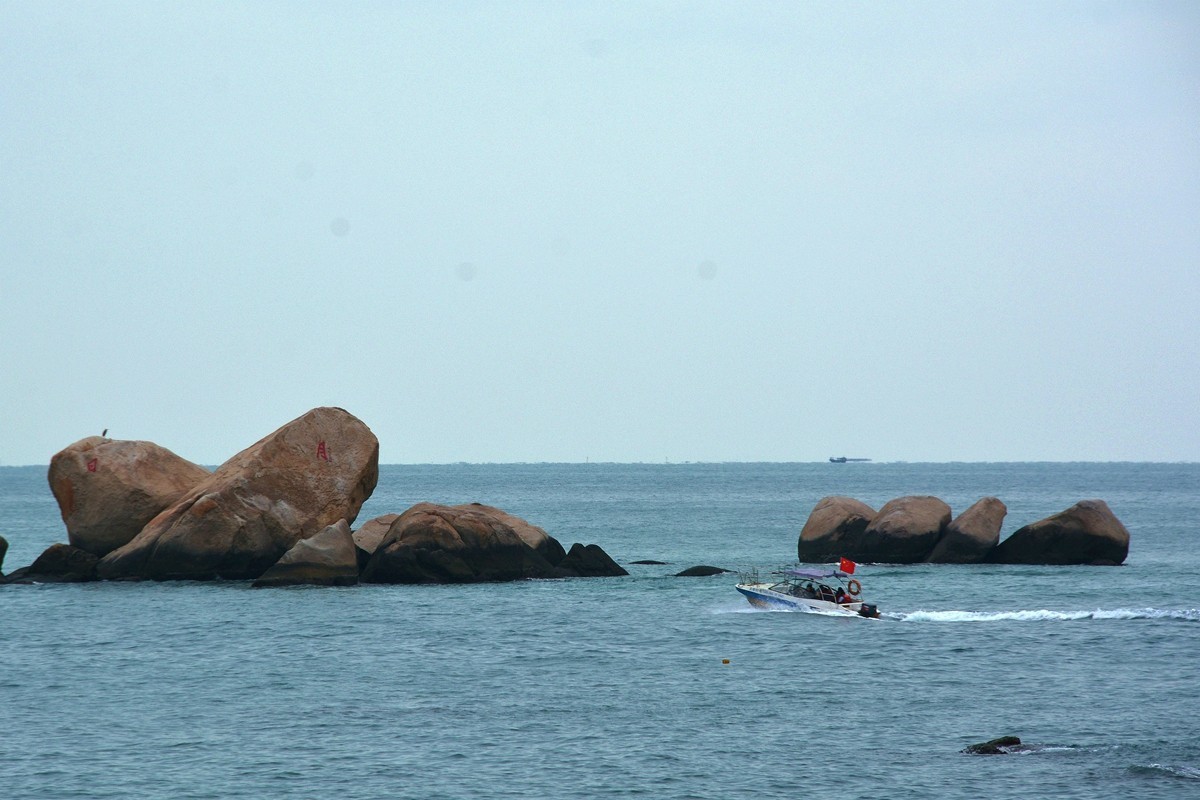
[839, 557, 856, 574]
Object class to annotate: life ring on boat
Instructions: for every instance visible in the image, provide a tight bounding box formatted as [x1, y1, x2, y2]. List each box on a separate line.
[846, 579, 862, 596]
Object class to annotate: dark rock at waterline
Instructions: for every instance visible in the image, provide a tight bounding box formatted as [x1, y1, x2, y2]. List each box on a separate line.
[252, 520, 359, 588]
[558, 543, 629, 578]
[928, 497, 1006, 564]
[675, 565, 731, 577]
[97, 407, 379, 581]
[962, 736, 1025, 755]
[48, 436, 210, 557]
[797, 496, 876, 562]
[987, 500, 1129, 566]
[630, 559, 668, 565]
[0, 533, 7, 575]
[4, 543, 98, 584]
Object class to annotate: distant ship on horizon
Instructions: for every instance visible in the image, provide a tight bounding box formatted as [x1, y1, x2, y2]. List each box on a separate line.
[829, 456, 872, 463]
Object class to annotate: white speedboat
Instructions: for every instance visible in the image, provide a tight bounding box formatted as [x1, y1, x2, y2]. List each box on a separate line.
[736, 566, 880, 618]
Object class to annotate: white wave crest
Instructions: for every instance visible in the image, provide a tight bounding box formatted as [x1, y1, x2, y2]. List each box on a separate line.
[892, 608, 1200, 623]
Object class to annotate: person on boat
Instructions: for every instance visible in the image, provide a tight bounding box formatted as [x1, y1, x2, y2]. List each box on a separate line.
[835, 587, 851, 604]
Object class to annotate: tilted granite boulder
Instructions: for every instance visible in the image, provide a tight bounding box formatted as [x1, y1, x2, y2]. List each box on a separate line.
[48, 436, 209, 557]
[253, 520, 359, 588]
[97, 407, 379, 581]
[927, 497, 1006, 563]
[4, 543, 98, 584]
[859, 496, 952, 563]
[796, 496, 876, 562]
[360, 502, 565, 584]
[987, 500, 1129, 565]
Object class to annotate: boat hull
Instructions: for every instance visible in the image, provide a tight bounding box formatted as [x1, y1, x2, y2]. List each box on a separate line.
[736, 583, 875, 617]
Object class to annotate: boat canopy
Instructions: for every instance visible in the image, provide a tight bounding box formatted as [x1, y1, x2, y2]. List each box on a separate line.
[784, 568, 850, 580]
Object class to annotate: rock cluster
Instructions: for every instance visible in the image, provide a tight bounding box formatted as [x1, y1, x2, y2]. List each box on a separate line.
[798, 495, 1128, 565]
[4, 407, 625, 587]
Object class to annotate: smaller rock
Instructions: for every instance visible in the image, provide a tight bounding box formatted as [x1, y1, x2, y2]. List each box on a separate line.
[962, 736, 1024, 755]
[4, 543, 98, 584]
[629, 559, 668, 565]
[253, 520, 359, 588]
[557, 543, 628, 577]
[928, 497, 1006, 563]
[675, 565, 732, 577]
[352, 514, 399, 556]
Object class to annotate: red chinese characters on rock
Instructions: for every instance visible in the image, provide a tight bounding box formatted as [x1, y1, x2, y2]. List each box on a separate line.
[316, 441, 330, 462]
[86, 458, 99, 473]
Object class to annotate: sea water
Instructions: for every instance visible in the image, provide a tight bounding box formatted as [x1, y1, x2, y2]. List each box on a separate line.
[1, 462, 1197, 799]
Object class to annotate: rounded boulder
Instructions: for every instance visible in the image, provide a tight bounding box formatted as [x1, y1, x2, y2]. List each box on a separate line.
[928, 497, 1006, 563]
[797, 496, 876, 562]
[860, 496, 952, 563]
[987, 500, 1129, 565]
[48, 436, 209, 557]
[360, 502, 564, 584]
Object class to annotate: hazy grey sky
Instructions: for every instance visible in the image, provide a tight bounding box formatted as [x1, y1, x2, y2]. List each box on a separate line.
[2, 1, 1197, 465]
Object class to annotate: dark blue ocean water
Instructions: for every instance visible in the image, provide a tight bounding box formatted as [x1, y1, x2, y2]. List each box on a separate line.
[2, 462, 1198, 799]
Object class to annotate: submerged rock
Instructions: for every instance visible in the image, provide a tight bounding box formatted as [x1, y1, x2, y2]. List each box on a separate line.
[4, 543, 98, 584]
[797, 496, 876, 562]
[928, 497, 1006, 563]
[48, 436, 209, 557]
[97, 407, 379, 581]
[253, 520, 359, 588]
[962, 736, 1025, 755]
[988, 500, 1129, 566]
[675, 565, 731, 577]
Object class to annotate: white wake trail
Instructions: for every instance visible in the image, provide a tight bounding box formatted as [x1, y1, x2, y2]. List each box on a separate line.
[891, 608, 1200, 623]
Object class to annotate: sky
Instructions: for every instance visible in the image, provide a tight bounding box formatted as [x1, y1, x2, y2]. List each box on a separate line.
[1, 1, 1197, 465]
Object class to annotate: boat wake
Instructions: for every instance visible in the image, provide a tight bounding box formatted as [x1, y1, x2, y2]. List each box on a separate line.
[890, 607, 1200, 623]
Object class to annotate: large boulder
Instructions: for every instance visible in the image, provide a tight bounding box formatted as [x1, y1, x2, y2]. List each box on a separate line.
[360, 502, 565, 584]
[928, 497, 1006, 563]
[4, 543, 98, 584]
[48, 436, 209, 557]
[454, 502, 568, 565]
[987, 500, 1129, 565]
[97, 407, 379, 581]
[252, 520, 359, 588]
[796, 496, 876, 562]
[859, 496, 952, 563]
